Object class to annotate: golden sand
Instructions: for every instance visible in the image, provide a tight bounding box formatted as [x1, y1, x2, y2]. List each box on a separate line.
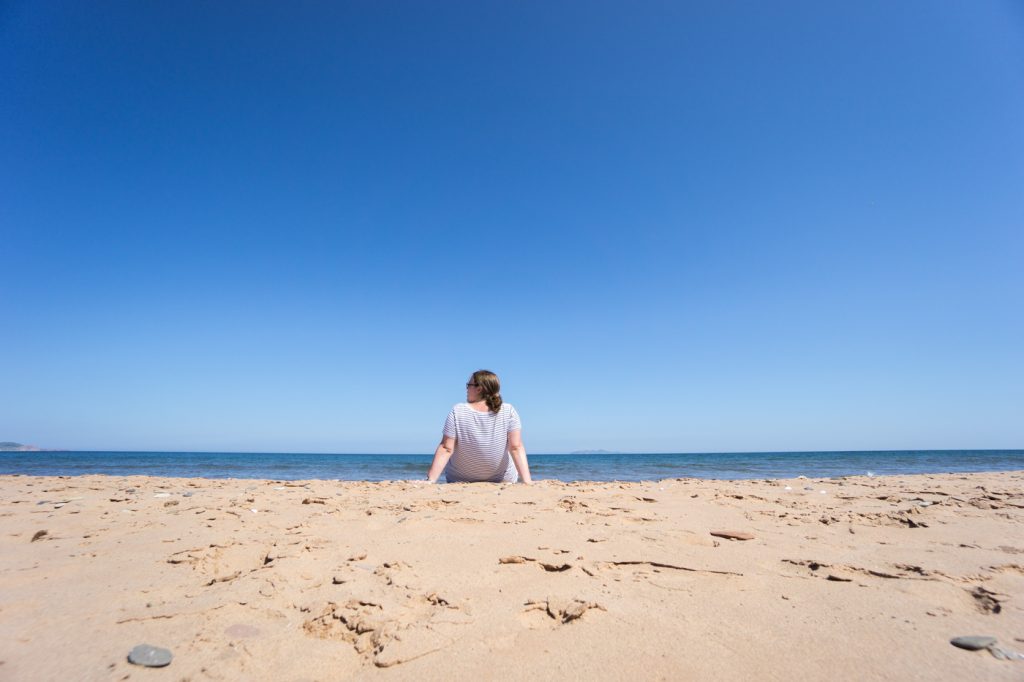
[1, 472, 1022, 680]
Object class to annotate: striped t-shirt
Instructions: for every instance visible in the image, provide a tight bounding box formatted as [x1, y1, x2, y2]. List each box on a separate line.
[442, 402, 522, 483]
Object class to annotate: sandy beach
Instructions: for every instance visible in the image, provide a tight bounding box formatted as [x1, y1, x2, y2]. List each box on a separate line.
[1, 471, 1021, 681]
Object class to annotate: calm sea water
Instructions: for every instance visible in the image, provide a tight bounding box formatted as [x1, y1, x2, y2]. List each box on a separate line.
[1, 450, 1022, 482]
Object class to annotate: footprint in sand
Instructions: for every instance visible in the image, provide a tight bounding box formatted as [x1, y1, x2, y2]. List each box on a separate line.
[166, 542, 271, 585]
[521, 597, 605, 629]
[302, 591, 470, 668]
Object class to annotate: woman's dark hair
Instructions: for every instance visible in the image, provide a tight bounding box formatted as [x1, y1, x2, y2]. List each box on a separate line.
[472, 369, 502, 413]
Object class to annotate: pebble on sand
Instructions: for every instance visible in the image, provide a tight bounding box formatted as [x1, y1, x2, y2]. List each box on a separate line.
[127, 644, 173, 667]
[950, 636, 997, 651]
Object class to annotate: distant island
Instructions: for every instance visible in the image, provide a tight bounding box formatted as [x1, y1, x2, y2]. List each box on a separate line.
[0, 442, 43, 452]
[569, 449, 623, 455]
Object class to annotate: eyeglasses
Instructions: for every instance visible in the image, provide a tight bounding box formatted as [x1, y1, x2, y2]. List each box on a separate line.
[466, 383, 479, 388]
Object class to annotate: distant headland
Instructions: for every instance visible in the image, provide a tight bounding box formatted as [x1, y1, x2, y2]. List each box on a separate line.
[0, 442, 44, 452]
[569, 449, 623, 455]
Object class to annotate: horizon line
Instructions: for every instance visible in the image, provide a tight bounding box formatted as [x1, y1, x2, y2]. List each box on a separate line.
[5, 447, 1023, 456]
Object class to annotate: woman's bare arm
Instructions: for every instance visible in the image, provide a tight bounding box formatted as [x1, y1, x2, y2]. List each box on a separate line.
[507, 429, 532, 484]
[426, 436, 456, 483]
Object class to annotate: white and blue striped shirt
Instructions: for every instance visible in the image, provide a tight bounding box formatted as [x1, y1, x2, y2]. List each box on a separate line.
[443, 402, 522, 483]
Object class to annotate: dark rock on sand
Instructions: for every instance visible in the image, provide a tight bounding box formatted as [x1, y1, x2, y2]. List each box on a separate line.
[127, 644, 173, 667]
[950, 636, 997, 651]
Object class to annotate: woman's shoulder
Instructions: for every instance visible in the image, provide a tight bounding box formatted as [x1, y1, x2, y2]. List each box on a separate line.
[452, 402, 485, 413]
[452, 402, 516, 416]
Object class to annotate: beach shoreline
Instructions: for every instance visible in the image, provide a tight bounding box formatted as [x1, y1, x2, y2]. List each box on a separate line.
[4, 448, 1023, 483]
[1, 471, 1022, 680]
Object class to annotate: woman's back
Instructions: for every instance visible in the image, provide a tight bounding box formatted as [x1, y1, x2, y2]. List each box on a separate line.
[426, 369, 531, 485]
[444, 402, 521, 483]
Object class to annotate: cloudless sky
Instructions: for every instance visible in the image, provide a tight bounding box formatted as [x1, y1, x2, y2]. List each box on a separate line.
[2, 1, 1023, 453]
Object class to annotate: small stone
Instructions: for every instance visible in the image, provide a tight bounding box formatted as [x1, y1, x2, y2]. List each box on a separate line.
[182, 492, 193, 497]
[127, 644, 172, 667]
[31, 530, 48, 542]
[709, 530, 755, 541]
[332, 575, 348, 584]
[950, 636, 997, 651]
[988, 645, 1024, 661]
[153, 493, 170, 498]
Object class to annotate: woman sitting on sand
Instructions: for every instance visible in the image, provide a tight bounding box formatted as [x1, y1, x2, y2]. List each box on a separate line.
[426, 370, 532, 484]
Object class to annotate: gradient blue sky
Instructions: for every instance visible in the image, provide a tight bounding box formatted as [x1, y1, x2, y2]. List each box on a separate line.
[2, 2, 1022, 453]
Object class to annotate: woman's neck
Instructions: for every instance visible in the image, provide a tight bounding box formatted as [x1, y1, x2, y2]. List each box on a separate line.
[468, 399, 490, 413]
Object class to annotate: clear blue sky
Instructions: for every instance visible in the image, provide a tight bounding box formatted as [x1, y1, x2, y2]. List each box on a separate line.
[2, 2, 1022, 453]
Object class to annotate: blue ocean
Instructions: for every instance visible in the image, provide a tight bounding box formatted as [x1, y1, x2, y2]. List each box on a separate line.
[0, 449, 1021, 482]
